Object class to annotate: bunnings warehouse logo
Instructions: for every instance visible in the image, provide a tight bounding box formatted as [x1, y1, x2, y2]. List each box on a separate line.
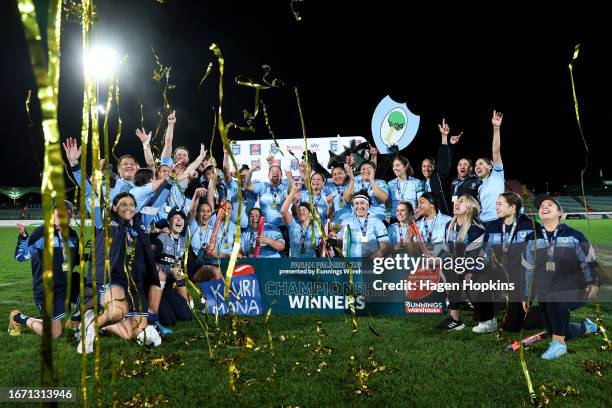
[404, 301, 443, 314]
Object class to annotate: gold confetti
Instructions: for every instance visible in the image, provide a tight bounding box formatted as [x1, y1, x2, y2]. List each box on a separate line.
[118, 394, 169, 407]
[581, 360, 608, 377]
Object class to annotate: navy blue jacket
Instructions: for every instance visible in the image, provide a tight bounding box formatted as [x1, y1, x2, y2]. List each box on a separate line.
[523, 223, 598, 301]
[15, 226, 79, 303]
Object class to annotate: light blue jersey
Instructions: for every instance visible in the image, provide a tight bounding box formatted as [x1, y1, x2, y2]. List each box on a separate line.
[225, 178, 257, 228]
[388, 177, 423, 216]
[416, 213, 453, 244]
[478, 162, 505, 222]
[323, 180, 352, 223]
[252, 181, 289, 227]
[300, 190, 329, 224]
[352, 179, 389, 222]
[240, 224, 285, 258]
[341, 214, 389, 257]
[288, 219, 320, 257]
[387, 222, 411, 245]
[188, 217, 216, 256]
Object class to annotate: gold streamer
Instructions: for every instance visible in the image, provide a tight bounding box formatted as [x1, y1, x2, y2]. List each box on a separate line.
[77, 0, 94, 402]
[290, 0, 304, 21]
[209, 43, 243, 307]
[568, 43, 591, 228]
[595, 303, 612, 351]
[111, 65, 124, 162]
[25, 89, 33, 126]
[520, 185, 539, 403]
[18, 0, 69, 389]
[533, 384, 579, 406]
[151, 47, 174, 159]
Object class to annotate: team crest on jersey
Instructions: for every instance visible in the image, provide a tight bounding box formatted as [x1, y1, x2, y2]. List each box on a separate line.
[371, 95, 419, 154]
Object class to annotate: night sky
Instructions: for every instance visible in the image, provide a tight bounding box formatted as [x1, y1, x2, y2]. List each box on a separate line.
[0, 1, 609, 197]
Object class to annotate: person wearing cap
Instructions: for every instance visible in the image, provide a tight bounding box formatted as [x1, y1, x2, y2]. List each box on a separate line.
[479, 192, 541, 333]
[240, 207, 286, 258]
[150, 208, 193, 335]
[281, 189, 321, 257]
[323, 164, 353, 223]
[9, 200, 79, 339]
[436, 194, 486, 331]
[414, 192, 452, 256]
[343, 161, 389, 223]
[332, 190, 390, 258]
[475, 111, 506, 225]
[522, 194, 599, 360]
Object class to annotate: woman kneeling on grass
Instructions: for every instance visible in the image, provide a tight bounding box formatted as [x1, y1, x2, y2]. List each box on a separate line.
[522, 195, 599, 360]
[78, 192, 162, 354]
[9, 201, 78, 339]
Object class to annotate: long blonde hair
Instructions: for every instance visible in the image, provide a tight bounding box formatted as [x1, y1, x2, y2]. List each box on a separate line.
[448, 195, 481, 242]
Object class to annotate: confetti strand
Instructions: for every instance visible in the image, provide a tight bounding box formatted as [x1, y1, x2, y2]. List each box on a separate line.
[18, 0, 70, 389]
[568, 43, 591, 230]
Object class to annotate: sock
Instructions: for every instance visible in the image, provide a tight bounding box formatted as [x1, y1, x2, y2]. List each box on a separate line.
[149, 313, 159, 324]
[14, 313, 30, 326]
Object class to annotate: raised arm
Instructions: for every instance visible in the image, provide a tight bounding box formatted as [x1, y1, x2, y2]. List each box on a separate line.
[245, 160, 261, 192]
[188, 188, 206, 222]
[342, 164, 356, 203]
[284, 168, 295, 194]
[281, 189, 300, 226]
[135, 128, 156, 171]
[326, 193, 335, 220]
[437, 119, 459, 179]
[182, 144, 207, 179]
[161, 110, 176, 160]
[222, 146, 232, 182]
[491, 110, 503, 166]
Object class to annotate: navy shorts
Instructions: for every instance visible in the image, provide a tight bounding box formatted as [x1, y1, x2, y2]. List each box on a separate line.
[35, 289, 67, 322]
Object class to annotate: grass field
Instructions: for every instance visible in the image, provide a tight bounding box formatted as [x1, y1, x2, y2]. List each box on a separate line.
[0, 222, 611, 407]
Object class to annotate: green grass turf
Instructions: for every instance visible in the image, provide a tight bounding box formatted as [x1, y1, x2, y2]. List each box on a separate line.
[0, 224, 611, 407]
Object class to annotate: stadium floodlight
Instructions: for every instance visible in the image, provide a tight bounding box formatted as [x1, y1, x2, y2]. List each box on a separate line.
[97, 105, 106, 114]
[85, 46, 118, 80]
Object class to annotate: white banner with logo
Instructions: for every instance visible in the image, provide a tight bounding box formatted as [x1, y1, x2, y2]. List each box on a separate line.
[229, 136, 366, 181]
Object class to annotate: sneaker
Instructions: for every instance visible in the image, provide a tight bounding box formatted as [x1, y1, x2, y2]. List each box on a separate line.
[152, 321, 173, 336]
[472, 318, 498, 334]
[77, 309, 95, 354]
[437, 316, 465, 331]
[137, 325, 162, 347]
[584, 318, 598, 335]
[8, 310, 23, 336]
[541, 340, 567, 360]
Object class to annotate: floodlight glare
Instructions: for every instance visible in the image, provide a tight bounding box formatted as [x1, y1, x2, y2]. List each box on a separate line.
[86, 46, 118, 80]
